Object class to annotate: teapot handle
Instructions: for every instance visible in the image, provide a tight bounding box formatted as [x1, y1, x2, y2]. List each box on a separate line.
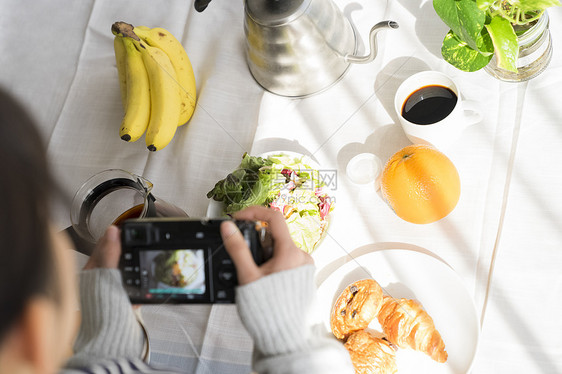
[345, 21, 399, 64]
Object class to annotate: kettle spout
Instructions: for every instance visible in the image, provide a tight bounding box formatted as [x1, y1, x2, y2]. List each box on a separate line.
[345, 21, 399, 64]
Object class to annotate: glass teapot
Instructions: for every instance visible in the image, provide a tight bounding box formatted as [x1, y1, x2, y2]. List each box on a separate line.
[69, 169, 187, 249]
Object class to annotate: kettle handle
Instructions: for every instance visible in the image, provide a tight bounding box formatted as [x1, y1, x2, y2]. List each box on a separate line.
[345, 21, 399, 64]
[194, 0, 213, 12]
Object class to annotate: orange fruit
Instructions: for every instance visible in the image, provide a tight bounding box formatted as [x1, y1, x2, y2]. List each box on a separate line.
[380, 144, 460, 224]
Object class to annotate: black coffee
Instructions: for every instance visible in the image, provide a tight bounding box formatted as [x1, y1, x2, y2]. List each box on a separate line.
[402, 85, 457, 125]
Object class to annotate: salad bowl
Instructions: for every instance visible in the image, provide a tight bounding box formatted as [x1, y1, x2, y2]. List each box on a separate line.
[206, 151, 335, 253]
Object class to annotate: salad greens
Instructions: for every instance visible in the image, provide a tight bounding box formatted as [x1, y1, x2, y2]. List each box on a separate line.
[434, 0, 560, 72]
[207, 153, 334, 253]
[206, 154, 275, 214]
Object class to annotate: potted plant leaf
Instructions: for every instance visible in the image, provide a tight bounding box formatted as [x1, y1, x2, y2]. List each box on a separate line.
[433, 0, 561, 81]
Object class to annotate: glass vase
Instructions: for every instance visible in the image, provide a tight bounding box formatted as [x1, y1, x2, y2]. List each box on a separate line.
[484, 11, 553, 82]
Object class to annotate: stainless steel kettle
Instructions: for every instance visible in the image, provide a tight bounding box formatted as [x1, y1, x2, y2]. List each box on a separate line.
[195, 0, 398, 97]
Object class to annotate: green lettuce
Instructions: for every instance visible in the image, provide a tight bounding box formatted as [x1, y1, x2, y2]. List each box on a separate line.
[285, 213, 323, 254]
[207, 154, 275, 214]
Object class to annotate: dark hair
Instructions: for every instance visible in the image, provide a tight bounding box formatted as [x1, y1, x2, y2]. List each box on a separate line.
[0, 88, 58, 341]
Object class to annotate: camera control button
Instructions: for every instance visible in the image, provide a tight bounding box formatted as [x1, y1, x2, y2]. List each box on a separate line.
[216, 289, 234, 302]
[218, 267, 236, 285]
[217, 290, 227, 299]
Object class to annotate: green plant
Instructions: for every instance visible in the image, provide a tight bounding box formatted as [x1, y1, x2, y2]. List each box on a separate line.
[433, 0, 560, 72]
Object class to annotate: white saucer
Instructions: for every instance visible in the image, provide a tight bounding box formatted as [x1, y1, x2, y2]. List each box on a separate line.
[346, 153, 383, 185]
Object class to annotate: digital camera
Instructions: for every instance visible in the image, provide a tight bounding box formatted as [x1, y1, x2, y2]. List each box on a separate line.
[119, 218, 272, 304]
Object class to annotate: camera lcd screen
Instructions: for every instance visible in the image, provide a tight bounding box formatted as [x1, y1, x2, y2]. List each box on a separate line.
[139, 249, 206, 296]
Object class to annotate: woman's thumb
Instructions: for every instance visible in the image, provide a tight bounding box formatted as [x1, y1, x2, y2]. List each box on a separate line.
[220, 221, 261, 285]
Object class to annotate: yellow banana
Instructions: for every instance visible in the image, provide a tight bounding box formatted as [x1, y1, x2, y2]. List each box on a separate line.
[113, 35, 128, 109]
[134, 26, 196, 126]
[134, 39, 181, 151]
[119, 37, 151, 142]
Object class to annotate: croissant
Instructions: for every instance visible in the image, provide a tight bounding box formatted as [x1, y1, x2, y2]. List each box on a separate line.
[377, 296, 448, 363]
[330, 279, 384, 340]
[344, 330, 397, 374]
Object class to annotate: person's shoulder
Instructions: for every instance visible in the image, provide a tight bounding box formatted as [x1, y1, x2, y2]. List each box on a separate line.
[61, 357, 179, 374]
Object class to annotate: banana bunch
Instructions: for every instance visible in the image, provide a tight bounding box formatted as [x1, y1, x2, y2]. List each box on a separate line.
[112, 22, 196, 151]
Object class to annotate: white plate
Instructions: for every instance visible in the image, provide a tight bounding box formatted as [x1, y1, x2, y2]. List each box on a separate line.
[315, 249, 479, 374]
[259, 150, 320, 169]
[206, 199, 225, 218]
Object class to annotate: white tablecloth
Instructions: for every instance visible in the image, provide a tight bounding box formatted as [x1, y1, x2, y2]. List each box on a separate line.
[1, 0, 561, 372]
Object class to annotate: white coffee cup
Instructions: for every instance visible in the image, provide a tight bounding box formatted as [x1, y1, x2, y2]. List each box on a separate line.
[394, 71, 481, 150]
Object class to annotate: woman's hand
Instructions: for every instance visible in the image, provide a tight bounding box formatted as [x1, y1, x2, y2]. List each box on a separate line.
[220, 206, 313, 285]
[83, 225, 121, 270]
